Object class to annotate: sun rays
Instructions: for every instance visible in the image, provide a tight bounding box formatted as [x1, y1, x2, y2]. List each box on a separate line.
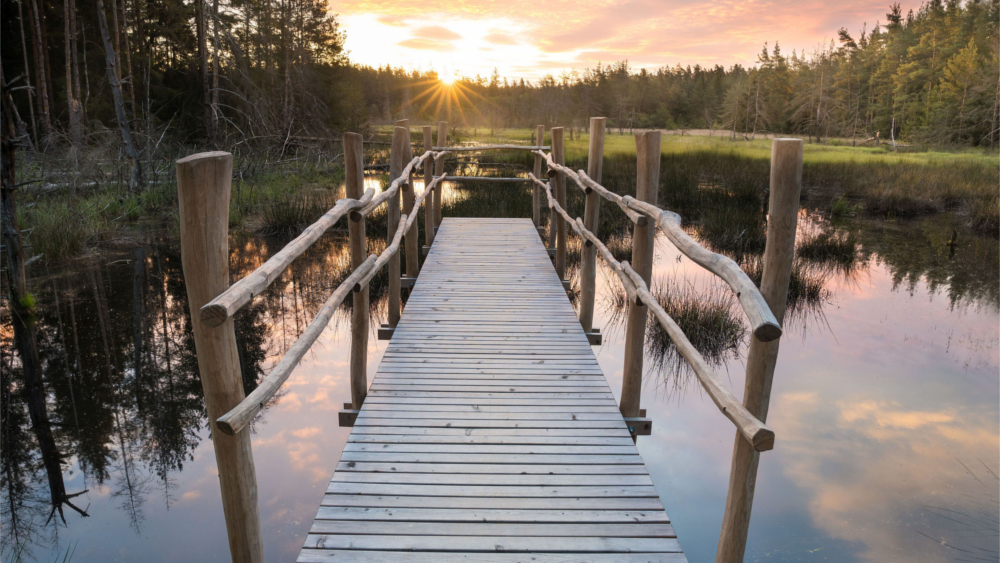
[404, 76, 488, 126]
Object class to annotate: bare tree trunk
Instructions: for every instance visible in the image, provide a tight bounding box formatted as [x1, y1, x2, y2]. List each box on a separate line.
[212, 0, 220, 139]
[96, 0, 143, 190]
[64, 0, 83, 150]
[118, 0, 136, 115]
[815, 68, 824, 144]
[196, 0, 213, 146]
[26, 0, 53, 142]
[16, 0, 38, 146]
[81, 19, 91, 122]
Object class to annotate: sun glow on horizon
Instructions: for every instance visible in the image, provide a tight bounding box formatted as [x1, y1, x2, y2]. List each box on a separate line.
[441, 75, 456, 85]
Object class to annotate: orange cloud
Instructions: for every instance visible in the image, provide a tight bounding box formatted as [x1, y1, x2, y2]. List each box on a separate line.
[412, 25, 462, 40]
[398, 38, 456, 52]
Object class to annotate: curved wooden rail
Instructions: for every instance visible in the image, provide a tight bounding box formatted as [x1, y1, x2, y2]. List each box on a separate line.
[352, 151, 438, 220]
[200, 188, 376, 327]
[215, 173, 447, 435]
[621, 196, 781, 342]
[530, 172, 775, 452]
[433, 144, 550, 151]
[534, 149, 780, 343]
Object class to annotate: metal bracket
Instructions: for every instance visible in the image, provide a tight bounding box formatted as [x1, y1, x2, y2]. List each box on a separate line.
[378, 323, 395, 340]
[585, 328, 602, 345]
[624, 416, 652, 436]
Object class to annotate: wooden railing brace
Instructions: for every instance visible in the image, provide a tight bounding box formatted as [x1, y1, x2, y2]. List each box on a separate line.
[434, 121, 447, 228]
[532, 124, 544, 231]
[343, 133, 368, 420]
[423, 125, 435, 250]
[550, 127, 567, 281]
[579, 117, 605, 344]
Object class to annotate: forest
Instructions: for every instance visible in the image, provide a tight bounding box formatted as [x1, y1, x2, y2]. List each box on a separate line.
[0, 0, 997, 170]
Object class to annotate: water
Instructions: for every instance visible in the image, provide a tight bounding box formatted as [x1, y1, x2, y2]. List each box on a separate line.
[2, 191, 997, 562]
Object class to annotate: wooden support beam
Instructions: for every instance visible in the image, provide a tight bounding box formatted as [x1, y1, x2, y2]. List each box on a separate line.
[344, 133, 369, 411]
[176, 151, 264, 563]
[434, 122, 447, 227]
[398, 121, 419, 281]
[422, 126, 435, 248]
[532, 125, 544, 227]
[620, 131, 660, 419]
[551, 127, 567, 281]
[338, 409, 360, 427]
[579, 117, 605, 335]
[585, 328, 602, 345]
[716, 139, 803, 563]
[378, 324, 394, 341]
[388, 126, 406, 327]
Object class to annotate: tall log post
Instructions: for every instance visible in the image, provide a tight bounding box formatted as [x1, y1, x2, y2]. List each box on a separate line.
[343, 133, 369, 409]
[434, 121, 448, 228]
[423, 126, 435, 247]
[716, 139, 802, 563]
[620, 131, 661, 419]
[579, 117, 606, 333]
[550, 127, 567, 280]
[532, 124, 544, 229]
[387, 126, 406, 326]
[396, 120, 419, 279]
[176, 152, 264, 563]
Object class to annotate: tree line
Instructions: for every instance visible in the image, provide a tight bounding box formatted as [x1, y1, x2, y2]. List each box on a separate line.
[1, 0, 997, 186]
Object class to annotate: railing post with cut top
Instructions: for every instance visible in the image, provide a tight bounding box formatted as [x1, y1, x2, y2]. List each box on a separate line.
[620, 131, 661, 420]
[176, 151, 263, 563]
[434, 121, 447, 228]
[550, 127, 567, 281]
[716, 139, 802, 563]
[397, 120, 419, 280]
[532, 124, 544, 230]
[579, 117, 606, 336]
[423, 125, 435, 247]
[388, 125, 406, 327]
[344, 133, 369, 410]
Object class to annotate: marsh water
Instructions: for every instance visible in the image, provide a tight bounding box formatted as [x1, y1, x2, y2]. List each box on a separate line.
[2, 179, 998, 563]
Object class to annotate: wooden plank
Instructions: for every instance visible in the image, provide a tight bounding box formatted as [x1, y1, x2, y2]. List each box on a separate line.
[299, 218, 685, 562]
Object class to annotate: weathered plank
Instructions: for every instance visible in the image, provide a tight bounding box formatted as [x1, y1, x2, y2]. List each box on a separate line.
[299, 218, 686, 562]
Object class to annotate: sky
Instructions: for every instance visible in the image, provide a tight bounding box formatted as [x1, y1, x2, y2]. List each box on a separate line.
[330, 0, 923, 81]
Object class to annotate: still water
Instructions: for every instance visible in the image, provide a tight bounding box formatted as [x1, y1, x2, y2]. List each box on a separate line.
[2, 184, 997, 562]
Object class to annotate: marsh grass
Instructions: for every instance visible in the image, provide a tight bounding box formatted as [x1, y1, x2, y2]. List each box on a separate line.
[797, 229, 867, 274]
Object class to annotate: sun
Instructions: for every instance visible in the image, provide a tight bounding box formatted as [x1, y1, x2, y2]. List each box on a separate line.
[441, 75, 456, 85]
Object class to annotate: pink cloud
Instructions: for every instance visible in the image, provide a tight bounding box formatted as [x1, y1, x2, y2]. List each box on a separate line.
[398, 38, 456, 51]
[412, 25, 462, 40]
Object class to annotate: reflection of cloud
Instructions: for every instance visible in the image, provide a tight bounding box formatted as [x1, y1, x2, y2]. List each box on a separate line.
[773, 392, 1000, 562]
[291, 427, 321, 438]
[398, 38, 456, 52]
[181, 490, 200, 501]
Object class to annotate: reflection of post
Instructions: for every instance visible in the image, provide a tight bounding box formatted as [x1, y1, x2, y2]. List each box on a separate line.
[550, 127, 567, 280]
[532, 124, 544, 229]
[176, 151, 263, 563]
[344, 133, 369, 410]
[388, 126, 406, 326]
[422, 126, 434, 247]
[434, 121, 447, 227]
[579, 117, 605, 335]
[620, 131, 660, 419]
[716, 139, 802, 563]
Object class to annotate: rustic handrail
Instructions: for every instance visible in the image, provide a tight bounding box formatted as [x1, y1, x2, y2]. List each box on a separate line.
[353, 151, 439, 220]
[433, 144, 550, 151]
[531, 172, 775, 452]
[214, 173, 447, 435]
[200, 188, 375, 327]
[620, 196, 781, 342]
[535, 149, 781, 343]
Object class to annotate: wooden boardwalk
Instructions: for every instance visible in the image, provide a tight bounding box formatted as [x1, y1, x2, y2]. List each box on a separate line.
[298, 218, 686, 562]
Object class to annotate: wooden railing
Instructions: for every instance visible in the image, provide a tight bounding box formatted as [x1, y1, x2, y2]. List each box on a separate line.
[176, 118, 802, 563]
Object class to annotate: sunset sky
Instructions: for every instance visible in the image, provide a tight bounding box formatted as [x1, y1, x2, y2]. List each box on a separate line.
[330, 0, 923, 80]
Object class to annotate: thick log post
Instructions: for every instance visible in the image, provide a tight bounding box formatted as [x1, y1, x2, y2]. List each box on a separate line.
[532, 124, 544, 229]
[397, 120, 419, 279]
[344, 133, 369, 409]
[550, 127, 567, 280]
[423, 125, 434, 247]
[434, 121, 447, 227]
[388, 126, 406, 326]
[716, 139, 802, 563]
[176, 152, 263, 563]
[620, 131, 661, 419]
[579, 117, 606, 333]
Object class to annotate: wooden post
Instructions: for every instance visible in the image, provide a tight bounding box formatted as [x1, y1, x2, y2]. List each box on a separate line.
[423, 126, 434, 247]
[716, 139, 802, 563]
[620, 131, 661, 419]
[343, 133, 369, 410]
[532, 124, 544, 228]
[579, 117, 605, 334]
[388, 126, 406, 326]
[176, 152, 263, 563]
[434, 121, 447, 228]
[396, 120, 418, 279]
[551, 127, 567, 280]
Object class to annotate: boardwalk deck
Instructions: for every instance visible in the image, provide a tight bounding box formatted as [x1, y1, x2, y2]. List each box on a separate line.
[298, 218, 687, 562]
